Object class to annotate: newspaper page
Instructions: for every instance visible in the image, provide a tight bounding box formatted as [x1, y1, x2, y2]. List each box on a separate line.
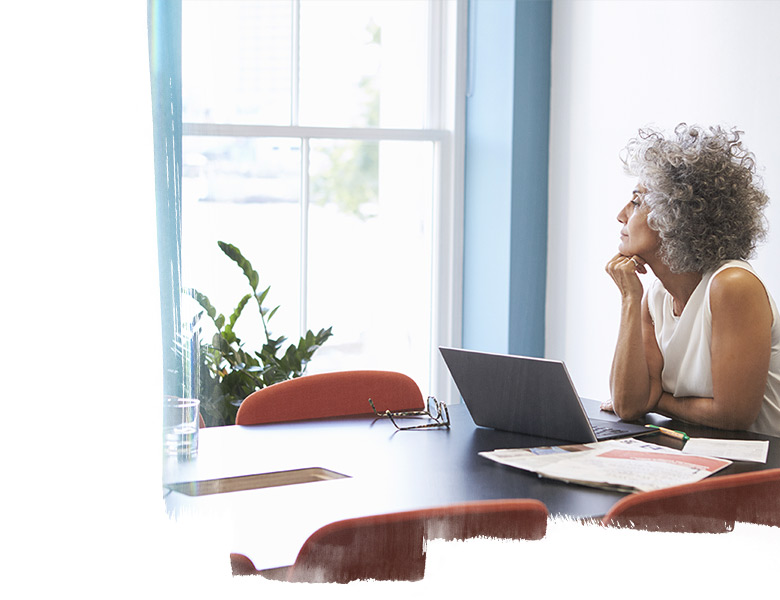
[480, 438, 731, 493]
[681, 437, 769, 463]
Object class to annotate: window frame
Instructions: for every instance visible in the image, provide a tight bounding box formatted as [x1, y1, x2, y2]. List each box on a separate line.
[181, 0, 466, 402]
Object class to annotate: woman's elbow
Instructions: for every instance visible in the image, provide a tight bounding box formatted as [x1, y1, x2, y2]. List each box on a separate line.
[732, 416, 758, 431]
[720, 402, 762, 431]
[612, 400, 648, 423]
[713, 388, 764, 431]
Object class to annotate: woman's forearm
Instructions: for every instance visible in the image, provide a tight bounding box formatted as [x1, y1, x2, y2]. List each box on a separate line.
[609, 297, 654, 420]
[605, 252, 661, 421]
[655, 393, 758, 431]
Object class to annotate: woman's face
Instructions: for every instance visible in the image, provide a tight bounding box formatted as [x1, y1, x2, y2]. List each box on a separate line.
[617, 184, 660, 260]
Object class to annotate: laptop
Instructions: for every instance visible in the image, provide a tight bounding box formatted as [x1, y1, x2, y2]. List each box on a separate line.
[439, 346, 649, 443]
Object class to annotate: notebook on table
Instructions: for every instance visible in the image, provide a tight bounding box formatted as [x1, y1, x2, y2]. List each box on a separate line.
[439, 346, 649, 443]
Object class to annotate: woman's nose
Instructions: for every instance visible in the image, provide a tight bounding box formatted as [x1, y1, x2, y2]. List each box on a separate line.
[617, 203, 628, 223]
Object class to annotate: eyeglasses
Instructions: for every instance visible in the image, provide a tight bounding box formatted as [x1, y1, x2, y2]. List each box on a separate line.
[368, 396, 450, 430]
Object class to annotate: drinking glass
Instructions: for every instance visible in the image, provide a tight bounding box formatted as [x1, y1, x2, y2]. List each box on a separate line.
[163, 396, 200, 458]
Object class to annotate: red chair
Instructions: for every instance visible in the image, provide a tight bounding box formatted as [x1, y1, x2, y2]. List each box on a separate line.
[235, 370, 425, 425]
[231, 499, 549, 582]
[601, 468, 780, 533]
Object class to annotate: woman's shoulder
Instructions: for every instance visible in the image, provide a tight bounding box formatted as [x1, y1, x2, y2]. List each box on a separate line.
[709, 261, 772, 312]
[710, 260, 762, 291]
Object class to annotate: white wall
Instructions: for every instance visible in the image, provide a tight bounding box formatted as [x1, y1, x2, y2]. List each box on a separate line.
[547, 0, 780, 401]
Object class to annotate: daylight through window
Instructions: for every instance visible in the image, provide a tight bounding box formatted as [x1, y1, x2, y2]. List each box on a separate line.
[181, 0, 464, 397]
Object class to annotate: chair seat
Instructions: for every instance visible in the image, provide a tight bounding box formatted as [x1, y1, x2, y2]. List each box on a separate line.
[232, 498, 549, 583]
[601, 468, 780, 533]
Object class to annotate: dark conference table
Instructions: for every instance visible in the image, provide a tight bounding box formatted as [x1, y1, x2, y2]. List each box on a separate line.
[162, 399, 780, 571]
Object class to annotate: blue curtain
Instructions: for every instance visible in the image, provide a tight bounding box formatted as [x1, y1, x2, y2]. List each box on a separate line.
[148, 0, 184, 396]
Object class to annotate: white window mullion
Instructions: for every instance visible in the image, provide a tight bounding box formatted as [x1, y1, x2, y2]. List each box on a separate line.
[293, 0, 303, 337]
[299, 137, 310, 339]
[426, 0, 466, 403]
[291, 0, 300, 126]
[182, 123, 447, 142]
[427, 0, 443, 130]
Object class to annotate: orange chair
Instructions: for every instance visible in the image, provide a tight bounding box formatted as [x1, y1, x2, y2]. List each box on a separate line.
[231, 499, 549, 582]
[235, 370, 425, 425]
[601, 468, 780, 533]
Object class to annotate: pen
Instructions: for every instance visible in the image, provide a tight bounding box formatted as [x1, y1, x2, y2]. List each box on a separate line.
[645, 424, 689, 441]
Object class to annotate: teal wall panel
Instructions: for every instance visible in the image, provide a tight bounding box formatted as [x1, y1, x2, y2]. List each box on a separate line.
[463, 0, 551, 357]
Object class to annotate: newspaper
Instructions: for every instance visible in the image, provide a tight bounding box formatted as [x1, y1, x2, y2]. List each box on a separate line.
[480, 437, 732, 493]
[681, 437, 769, 463]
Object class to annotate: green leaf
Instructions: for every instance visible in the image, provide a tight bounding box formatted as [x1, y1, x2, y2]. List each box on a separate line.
[221, 328, 237, 345]
[263, 336, 286, 354]
[266, 305, 280, 321]
[256, 285, 271, 306]
[218, 241, 260, 292]
[224, 293, 251, 339]
[188, 289, 225, 329]
[211, 333, 233, 354]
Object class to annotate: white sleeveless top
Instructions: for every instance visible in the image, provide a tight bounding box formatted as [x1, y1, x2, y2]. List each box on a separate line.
[646, 260, 780, 437]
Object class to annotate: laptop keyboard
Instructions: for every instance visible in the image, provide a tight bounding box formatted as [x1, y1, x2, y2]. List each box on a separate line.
[592, 423, 629, 438]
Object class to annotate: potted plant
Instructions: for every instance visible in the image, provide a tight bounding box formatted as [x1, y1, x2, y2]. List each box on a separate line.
[186, 241, 332, 426]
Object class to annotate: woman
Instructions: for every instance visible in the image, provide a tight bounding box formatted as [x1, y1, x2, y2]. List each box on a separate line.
[605, 123, 780, 436]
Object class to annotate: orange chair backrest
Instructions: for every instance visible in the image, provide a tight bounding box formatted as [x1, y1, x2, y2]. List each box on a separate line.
[235, 370, 425, 425]
[601, 468, 780, 533]
[288, 499, 548, 583]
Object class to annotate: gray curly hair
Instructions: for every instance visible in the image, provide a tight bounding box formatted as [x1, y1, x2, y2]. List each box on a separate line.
[621, 123, 769, 273]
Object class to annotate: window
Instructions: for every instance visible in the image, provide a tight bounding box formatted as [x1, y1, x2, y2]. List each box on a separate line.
[181, 0, 465, 399]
